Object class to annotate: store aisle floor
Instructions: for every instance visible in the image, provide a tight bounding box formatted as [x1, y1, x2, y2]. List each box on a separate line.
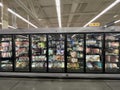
[0, 78, 120, 90]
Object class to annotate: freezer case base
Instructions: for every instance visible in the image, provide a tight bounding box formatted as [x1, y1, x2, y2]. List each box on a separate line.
[0, 72, 120, 79]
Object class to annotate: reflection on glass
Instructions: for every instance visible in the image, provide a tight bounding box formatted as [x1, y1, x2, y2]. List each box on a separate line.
[48, 34, 65, 72]
[31, 35, 47, 72]
[67, 34, 84, 72]
[15, 35, 29, 71]
[0, 35, 13, 71]
[105, 34, 120, 72]
[86, 34, 103, 72]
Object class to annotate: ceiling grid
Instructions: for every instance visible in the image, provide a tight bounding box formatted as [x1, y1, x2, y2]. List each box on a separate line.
[0, 0, 120, 28]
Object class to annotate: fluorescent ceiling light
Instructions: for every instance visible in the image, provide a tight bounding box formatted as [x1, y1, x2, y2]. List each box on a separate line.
[8, 8, 38, 28]
[0, 22, 16, 29]
[8, 25, 16, 29]
[38, 19, 43, 21]
[113, 15, 119, 18]
[103, 19, 120, 27]
[0, 2, 38, 28]
[83, 0, 120, 27]
[55, 0, 62, 28]
[0, 2, 3, 7]
[114, 19, 120, 23]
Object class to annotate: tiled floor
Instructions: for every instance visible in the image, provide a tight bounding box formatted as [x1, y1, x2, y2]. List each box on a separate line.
[0, 78, 120, 90]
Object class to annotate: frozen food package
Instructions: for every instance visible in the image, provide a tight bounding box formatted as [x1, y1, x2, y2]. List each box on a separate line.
[61, 62, 64, 68]
[86, 40, 96, 45]
[55, 55, 62, 61]
[49, 63, 53, 68]
[40, 36, 46, 41]
[76, 46, 83, 51]
[1, 42, 9, 47]
[54, 62, 59, 68]
[79, 54, 83, 58]
[70, 51, 77, 58]
[97, 36, 102, 40]
[106, 56, 119, 62]
[105, 36, 116, 40]
[111, 42, 119, 47]
[105, 63, 119, 69]
[38, 42, 45, 48]
[32, 63, 36, 68]
[67, 63, 71, 68]
[86, 48, 90, 53]
[110, 56, 119, 62]
[49, 49, 53, 55]
[93, 48, 100, 54]
[105, 63, 112, 68]
[86, 62, 93, 68]
[94, 62, 102, 68]
[71, 58, 78, 63]
[78, 42, 83, 46]
[86, 55, 100, 62]
[113, 49, 119, 54]
[112, 63, 118, 68]
[69, 63, 79, 68]
[106, 48, 116, 54]
[105, 56, 111, 62]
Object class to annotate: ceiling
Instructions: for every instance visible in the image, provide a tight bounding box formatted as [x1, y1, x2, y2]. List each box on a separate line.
[1, 0, 120, 28]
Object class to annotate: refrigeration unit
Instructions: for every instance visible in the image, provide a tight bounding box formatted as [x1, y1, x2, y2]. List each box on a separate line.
[0, 27, 120, 78]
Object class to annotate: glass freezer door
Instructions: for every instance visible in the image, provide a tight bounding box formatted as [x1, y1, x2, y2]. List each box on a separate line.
[31, 35, 47, 72]
[67, 34, 84, 72]
[0, 35, 13, 71]
[48, 34, 65, 72]
[15, 35, 29, 71]
[105, 33, 120, 73]
[86, 34, 103, 72]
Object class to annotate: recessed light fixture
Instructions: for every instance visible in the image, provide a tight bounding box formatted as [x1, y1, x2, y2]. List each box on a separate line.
[83, 0, 120, 27]
[0, 2, 38, 28]
[55, 0, 62, 28]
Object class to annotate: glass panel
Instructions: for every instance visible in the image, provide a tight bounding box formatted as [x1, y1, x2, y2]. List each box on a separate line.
[67, 34, 84, 72]
[86, 34, 103, 72]
[48, 34, 65, 72]
[15, 35, 29, 71]
[105, 33, 120, 73]
[0, 35, 13, 71]
[31, 35, 47, 72]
